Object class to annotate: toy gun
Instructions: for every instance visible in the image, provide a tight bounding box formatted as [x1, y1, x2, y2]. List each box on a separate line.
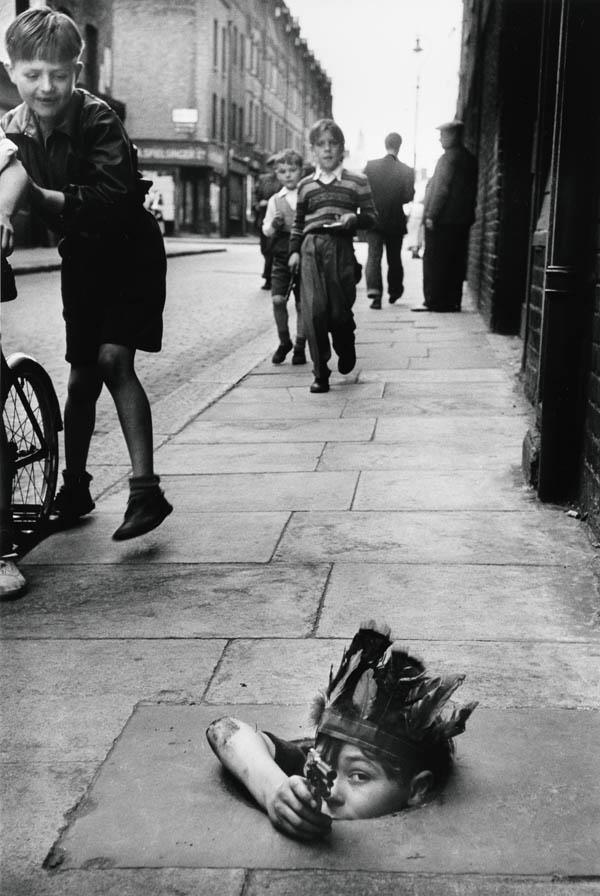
[303, 748, 336, 804]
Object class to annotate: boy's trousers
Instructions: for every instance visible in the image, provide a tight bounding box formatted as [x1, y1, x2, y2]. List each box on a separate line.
[300, 233, 356, 378]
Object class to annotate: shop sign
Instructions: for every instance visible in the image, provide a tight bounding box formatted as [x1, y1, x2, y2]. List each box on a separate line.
[137, 144, 208, 164]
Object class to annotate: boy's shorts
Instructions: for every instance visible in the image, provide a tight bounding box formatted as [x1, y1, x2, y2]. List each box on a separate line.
[270, 235, 296, 298]
[60, 209, 166, 365]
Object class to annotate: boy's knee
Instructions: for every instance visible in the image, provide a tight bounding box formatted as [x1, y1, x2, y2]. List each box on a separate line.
[67, 367, 102, 403]
[272, 293, 287, 308]
[97, 345, 133, 386]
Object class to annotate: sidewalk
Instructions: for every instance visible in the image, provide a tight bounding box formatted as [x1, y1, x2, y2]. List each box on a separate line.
[9, 234, 255, 274]
[1, 254, 599, 896]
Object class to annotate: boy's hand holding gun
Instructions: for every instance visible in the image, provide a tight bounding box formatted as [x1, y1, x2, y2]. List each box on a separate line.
[265, 748, 335, 841]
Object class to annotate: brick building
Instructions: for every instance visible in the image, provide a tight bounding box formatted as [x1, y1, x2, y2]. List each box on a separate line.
[0, 0, 331, 238]
[113, 0, 331, 236]
[457, 0, 600, 529]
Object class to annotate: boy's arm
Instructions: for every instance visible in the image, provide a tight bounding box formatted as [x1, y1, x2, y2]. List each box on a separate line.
[355, 177, 378, 230]
[0, 155, 30, 254]
[288, 186, 306, 256]
[206, 717, 331, 841]
[262, 194, 279, 237]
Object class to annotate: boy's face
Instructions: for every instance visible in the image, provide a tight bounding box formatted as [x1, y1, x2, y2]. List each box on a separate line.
[276, 163, 302, 190]
[312, 132, 344, 173]
[6, 57, 82, 127]
[321, 743, 410, 820]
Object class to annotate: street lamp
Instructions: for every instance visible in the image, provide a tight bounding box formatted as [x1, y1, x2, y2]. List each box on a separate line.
[413, 36, 423, 174]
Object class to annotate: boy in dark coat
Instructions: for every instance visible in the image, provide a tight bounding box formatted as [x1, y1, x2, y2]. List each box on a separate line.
[2, 6, 172, 540]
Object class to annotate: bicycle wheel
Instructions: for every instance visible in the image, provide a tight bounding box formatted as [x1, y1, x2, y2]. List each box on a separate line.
[3, 356, 60, 532]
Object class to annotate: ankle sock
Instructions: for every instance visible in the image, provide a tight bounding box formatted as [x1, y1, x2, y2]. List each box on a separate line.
[129, 474, 161, 497]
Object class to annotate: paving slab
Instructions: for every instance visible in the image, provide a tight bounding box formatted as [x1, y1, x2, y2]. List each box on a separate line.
[373, 415, 524, 445]
[244, 871, 600, 896]
[1, 639, 226, 760]
[351, 469, 534, 510]
[200, 400, 346, 420]
[273, 510, 590, 566]
[243, 372, 359, 389]
[1, 868, 245, 896]
[358, 368, 508, 383]
[343, 395, 527, 417]
[205, 639, 600, 708]
[0, 564, 328, 639]
[100, 472, 358, 512]
[318, 441, 520, 471]
[154, 442, 325, 474]
[318, 563, 600, 641]
[24, 512, 289, 564]
[177, 418, 375, 443]
[358, 342, 428, 358]
[408, 351, 497, 369]
[47, 704, 600, 876]
[0, 760, 96, 871]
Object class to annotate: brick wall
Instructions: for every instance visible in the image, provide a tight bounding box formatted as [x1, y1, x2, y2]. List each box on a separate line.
[580, 197, 600, 532]
[465, 3, 502, 328]
[522, 244, 546, 402]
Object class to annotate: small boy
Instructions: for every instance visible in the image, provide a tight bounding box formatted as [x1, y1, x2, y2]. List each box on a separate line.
[207, 622, 477, 841]
[262, 149, 306, 366]
[288, 119, 377, 393]
[2, 7, 172, 541]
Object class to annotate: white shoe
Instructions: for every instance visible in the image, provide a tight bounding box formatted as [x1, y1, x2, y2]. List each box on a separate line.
[0, 559, 26, 599]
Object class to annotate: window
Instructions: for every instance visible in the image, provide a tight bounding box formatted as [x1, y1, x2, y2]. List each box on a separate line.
[221, 27, 227, 73]
[240, 34, 246, 71]
[238, 106, 244, 143]
[232, 26, 238, 66]
[83, 24, 98, 93]
[220, 98, 226, 142]
[211, 93, 218, 139]
[213, 20, 219, 68]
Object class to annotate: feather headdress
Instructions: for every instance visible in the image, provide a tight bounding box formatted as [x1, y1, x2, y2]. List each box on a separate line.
[311, 621, 477, 763]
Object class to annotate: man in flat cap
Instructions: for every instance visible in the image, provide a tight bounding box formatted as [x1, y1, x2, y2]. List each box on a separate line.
[414, 120, 477, 312]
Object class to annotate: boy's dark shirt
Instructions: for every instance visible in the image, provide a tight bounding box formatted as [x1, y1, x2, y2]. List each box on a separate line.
[0, 88, 149, 238]
[264, 732, 309, 776]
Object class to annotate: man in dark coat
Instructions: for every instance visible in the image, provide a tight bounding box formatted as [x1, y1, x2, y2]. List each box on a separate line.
[253, 155, 280, 289]
[415, 120, 477, 312]
[364, 132, 415, 309]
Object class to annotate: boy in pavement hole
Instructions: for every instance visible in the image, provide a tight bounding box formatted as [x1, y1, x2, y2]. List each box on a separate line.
[207, 622, 477, 841]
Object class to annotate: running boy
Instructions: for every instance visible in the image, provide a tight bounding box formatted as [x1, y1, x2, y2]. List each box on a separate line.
[262, 149, 306, 366]
[207, 622, 477, 841]
[2, 7, 172, 541]
[288, 119, 377, 393]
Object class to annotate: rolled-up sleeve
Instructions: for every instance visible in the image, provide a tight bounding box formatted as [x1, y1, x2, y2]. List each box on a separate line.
[0, 135, 18, 175]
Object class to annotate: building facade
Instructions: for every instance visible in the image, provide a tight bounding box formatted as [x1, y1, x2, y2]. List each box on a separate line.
[457, 0, 600, 529]
[112, 0, 332, 236]
[0, 0, 331, 239]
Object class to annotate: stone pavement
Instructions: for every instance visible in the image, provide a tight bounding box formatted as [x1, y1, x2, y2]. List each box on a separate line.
[1, 253, 599, 896]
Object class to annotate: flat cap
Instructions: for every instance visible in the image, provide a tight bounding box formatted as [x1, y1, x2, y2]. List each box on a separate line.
[437, 119, 464, 131]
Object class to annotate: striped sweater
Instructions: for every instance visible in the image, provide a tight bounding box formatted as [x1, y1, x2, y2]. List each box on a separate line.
[288, 169, 377, 254]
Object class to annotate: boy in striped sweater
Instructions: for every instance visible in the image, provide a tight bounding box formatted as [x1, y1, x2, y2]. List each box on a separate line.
[289, 120, 377, 393]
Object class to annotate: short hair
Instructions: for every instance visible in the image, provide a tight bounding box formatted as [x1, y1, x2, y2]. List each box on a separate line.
[385, 132, 402, 152]
[6, 7, 83, 64]
[275, 148, 303, 170]
[309, 118, 345, 150]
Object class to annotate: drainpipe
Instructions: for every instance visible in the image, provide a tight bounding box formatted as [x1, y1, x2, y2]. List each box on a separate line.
[536, 0, 579, 501]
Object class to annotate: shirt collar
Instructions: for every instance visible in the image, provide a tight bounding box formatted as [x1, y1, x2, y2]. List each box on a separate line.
[3, 89, 83, 142]
[278, 185, 297, 196]
[314, 163, 344, 183]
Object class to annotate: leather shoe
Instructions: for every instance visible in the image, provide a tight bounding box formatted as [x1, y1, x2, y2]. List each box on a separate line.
[272, 340, 293, 364]
[112, 487, 173, 541]
[369, 299, 381, 309]
[337, 345, 356, 375]
[310, 378, 329, 394]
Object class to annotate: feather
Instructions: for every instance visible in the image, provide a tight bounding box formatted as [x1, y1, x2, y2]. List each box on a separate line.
[352, 669, 378, 718]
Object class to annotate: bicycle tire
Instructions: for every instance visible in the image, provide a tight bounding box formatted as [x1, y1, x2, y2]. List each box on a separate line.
[3, 356, 60, 532]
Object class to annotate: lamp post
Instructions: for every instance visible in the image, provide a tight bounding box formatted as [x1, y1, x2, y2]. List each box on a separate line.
[413, 36, 423, 174]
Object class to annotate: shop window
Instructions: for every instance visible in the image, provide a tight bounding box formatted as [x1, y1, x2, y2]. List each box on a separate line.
[83, 24, 99, 94]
